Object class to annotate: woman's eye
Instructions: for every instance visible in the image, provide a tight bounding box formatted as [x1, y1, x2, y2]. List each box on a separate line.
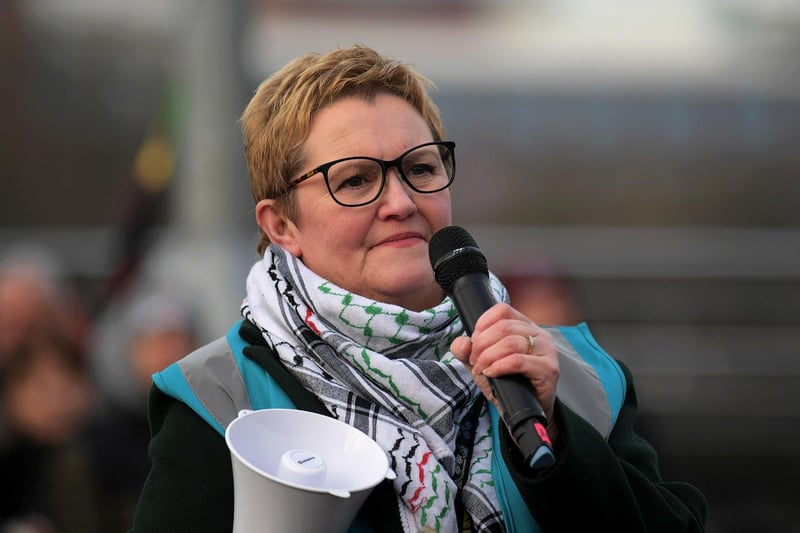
[407, 163, 435, 176]
[341, 174, 368, 189]
[329, 160, 380, 191]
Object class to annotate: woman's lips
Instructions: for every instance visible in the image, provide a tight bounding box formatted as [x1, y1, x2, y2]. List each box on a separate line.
[376, 232, 425, 248]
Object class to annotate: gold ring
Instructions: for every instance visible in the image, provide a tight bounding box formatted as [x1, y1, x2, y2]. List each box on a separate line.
[526, 335, 536, 354]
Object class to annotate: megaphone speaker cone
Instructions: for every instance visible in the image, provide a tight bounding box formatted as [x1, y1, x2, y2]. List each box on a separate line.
[225, 409, 395, 533]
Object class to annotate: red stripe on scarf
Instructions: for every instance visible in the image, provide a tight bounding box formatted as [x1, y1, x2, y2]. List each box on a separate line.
[304, 308, 320, 334]
[409, 450, 433, 511]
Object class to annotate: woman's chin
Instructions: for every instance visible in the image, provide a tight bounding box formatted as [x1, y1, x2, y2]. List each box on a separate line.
[374, 275, 443, 311]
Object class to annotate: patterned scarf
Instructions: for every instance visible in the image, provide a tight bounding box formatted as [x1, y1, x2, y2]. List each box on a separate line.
[242, 244, 511, 533]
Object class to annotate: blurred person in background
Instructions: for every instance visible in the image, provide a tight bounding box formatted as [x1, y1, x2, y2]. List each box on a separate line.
[497, 254, 584, 327]
[0, 244, 90, 368]
[131, 45, 706, 532]
[81, 291, 199, 533]
[0, 335, 95, 533]
[0, 244, 95, 532]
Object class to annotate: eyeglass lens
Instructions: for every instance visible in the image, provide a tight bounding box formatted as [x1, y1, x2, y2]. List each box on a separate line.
[326, 143, 454, 206]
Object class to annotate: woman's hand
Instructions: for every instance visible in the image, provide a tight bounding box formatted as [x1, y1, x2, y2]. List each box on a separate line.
[450, 302, 560, 437]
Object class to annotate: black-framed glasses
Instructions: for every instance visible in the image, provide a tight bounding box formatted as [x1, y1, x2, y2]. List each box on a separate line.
[283, 141, 456, 207]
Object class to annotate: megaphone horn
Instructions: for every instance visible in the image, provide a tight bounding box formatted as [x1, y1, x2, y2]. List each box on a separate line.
[225, 409, 395, 533]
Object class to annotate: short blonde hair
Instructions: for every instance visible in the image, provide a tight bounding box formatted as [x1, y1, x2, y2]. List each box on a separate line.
[240, 45, 446, 256]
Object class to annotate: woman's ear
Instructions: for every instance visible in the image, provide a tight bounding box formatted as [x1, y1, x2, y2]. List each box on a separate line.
[255, 199, 301, 257]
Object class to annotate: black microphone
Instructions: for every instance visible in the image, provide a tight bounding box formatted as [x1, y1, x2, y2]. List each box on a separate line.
[429, 225, 555, 470]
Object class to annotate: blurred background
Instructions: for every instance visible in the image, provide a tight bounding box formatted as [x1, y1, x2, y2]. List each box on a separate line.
[1, 0, 799, 531]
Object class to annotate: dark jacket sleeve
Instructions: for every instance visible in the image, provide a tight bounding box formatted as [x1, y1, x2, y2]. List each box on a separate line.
[499, 360, 707, 533]
[130, 386, 235, 533]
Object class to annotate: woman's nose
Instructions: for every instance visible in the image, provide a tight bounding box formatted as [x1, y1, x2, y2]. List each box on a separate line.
[378, 168, 417, 213]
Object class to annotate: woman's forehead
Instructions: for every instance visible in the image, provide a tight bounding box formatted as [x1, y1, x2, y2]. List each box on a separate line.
[303, 95, 433, 161]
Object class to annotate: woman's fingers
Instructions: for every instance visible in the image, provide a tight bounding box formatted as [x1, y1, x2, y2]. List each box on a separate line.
[457, 303, 559, 419]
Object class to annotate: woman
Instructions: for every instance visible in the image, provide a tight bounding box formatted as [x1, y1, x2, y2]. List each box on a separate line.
[131, 45, 706, 532]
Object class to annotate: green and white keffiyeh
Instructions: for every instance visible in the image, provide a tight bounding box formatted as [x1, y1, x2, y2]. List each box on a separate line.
[242, 244, 511, 532]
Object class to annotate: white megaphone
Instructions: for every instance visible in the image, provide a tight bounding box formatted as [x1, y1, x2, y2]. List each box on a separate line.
[225, 408, 396, 533]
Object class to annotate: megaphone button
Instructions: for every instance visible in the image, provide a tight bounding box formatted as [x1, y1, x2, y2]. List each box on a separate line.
[287, 450, 324, 470]
[276, 449, 327, 485]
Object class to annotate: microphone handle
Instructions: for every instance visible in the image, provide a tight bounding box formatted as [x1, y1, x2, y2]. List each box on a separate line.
[450, 274, 555, 470]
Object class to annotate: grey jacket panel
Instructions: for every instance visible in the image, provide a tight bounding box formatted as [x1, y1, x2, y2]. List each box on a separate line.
[177, 337, 252, 429]
[549, 328, 614, 438]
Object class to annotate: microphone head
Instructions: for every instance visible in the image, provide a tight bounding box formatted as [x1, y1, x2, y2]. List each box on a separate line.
[429, 226, 488, 294]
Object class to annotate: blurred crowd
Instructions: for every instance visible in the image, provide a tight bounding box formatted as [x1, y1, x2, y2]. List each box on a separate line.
[0, 243, 200, 533]
[0, 241, 579, 533]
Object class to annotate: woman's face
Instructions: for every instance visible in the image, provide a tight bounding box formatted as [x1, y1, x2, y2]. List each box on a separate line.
[258, 93, 452, 311]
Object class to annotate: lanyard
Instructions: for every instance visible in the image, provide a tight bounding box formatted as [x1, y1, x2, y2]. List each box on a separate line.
[453, 394, 486, 531]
